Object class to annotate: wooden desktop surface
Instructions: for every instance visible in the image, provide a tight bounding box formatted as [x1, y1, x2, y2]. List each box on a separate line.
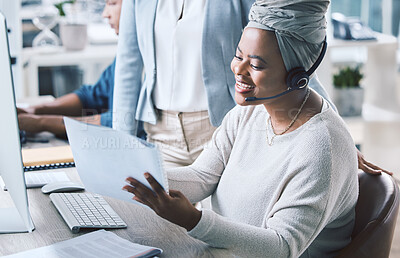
[0, 169, 230, 257]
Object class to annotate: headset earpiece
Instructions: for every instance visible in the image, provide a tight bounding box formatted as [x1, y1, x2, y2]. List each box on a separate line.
[286, 67, 309, 90]
[285, 38, 328, 91]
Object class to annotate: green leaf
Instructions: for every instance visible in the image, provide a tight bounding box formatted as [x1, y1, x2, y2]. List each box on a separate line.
[333, 66, 363, 88]
[54, 0, 76, 17]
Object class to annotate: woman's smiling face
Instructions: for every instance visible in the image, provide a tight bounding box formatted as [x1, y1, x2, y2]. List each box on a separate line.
[230, 28, 287, 106]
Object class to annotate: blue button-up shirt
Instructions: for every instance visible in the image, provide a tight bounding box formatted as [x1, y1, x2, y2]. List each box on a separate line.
[74, 59, 145, 138]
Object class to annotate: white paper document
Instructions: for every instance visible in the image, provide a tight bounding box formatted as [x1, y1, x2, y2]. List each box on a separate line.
[4, 229, 162, 258]
[63, 117, 168, 205]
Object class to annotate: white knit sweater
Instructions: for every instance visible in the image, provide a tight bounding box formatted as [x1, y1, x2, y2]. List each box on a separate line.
[167, 101, 359, 258]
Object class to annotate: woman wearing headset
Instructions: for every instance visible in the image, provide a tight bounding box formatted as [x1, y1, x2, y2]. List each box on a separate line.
[122, 0, 359, 256]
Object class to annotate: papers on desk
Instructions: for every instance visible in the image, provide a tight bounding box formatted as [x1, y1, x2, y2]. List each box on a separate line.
[64, 117, 168, 205]
[3, 229, 162, 258]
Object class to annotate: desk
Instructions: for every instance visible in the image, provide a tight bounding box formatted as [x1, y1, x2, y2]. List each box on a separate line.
[22, 45, 117, 97]
[0, 167, 230, 257]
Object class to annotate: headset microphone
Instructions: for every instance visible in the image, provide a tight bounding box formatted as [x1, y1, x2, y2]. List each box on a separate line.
[245, 87, 298, 101]
[245, 38, 327, 102]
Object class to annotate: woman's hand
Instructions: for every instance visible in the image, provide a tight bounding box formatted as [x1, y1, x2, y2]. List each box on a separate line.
[123, 173, 202, 231]
[357, 149, 393, 176]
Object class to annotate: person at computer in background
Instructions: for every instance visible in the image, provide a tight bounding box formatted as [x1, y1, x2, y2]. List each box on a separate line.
[17, 0, 147, 139]
[113, 0, 392, 176]
[122, 1, 359, 256]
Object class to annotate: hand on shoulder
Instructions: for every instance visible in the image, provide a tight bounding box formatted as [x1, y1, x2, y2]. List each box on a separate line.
[357, 149, 393, 176]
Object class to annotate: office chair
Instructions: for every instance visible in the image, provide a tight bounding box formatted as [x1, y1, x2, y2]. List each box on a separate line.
[336, 172, 400, 258]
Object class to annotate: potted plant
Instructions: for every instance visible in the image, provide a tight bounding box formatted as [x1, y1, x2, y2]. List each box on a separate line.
[55, 0, 88, 51]
[54, 0, 76, 17]
[332, 66, 364, 116]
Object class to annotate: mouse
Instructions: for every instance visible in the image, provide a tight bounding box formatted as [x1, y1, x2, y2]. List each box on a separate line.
[41, 181, 85, 194]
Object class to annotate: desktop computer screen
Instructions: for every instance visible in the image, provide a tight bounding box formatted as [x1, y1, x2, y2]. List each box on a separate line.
[0, 12, 34, 233]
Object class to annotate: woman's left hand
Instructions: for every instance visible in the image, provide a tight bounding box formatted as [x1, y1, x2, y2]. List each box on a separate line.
[123, 173, 202, 231]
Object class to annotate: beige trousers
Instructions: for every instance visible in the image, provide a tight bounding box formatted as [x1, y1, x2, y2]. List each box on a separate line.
[144, 109, 216, 170]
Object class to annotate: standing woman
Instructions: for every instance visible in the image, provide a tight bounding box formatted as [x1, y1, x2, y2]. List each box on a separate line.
[123, 0, 359, 257]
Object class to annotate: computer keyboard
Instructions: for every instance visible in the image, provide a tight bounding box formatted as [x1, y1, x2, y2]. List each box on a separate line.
[50, 193, 127, 233]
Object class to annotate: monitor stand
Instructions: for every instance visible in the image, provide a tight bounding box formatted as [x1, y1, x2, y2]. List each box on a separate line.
[0, 208, 34, 233]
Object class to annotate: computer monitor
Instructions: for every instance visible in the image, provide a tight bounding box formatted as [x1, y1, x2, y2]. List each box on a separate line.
[0, 12, 34, 233]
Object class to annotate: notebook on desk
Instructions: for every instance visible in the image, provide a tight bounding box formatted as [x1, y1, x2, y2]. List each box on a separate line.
[22, 145, 74, 167]
[22, 145, 75, 172]
[1, 145, 74, 189]
[13, 145, 76, 189]
[1, 145, 73, 190]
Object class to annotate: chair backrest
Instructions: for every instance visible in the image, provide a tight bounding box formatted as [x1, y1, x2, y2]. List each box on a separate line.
[336, 172, 400, 258]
